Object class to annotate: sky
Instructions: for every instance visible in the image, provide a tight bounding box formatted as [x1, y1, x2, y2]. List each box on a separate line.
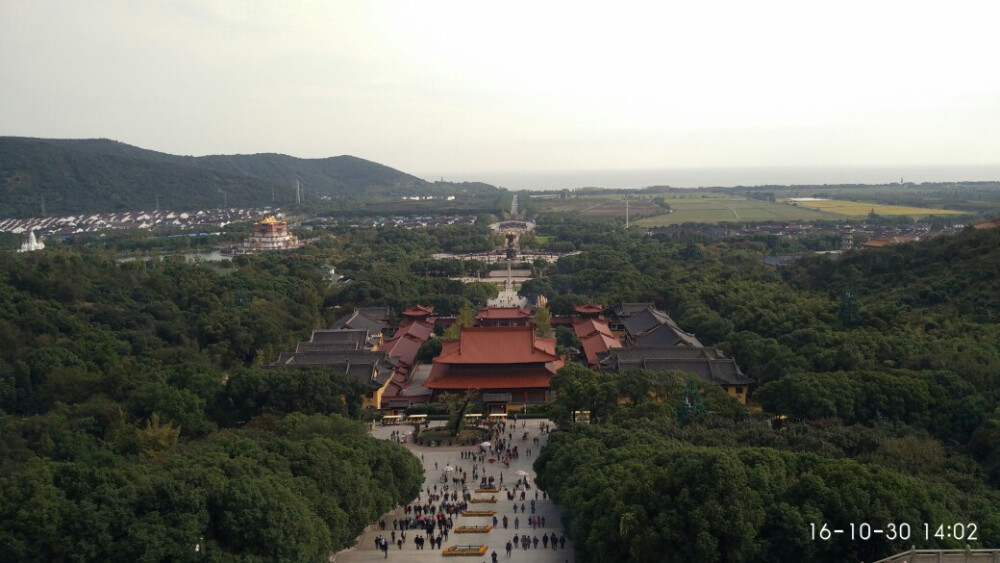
[2, 1, 999, 188]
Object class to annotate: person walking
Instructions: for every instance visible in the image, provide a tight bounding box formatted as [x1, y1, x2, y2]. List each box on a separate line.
[506, 541, 512, 556]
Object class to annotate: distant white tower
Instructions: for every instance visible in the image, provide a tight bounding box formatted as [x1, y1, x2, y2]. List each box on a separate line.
[18, 231, 45, 252]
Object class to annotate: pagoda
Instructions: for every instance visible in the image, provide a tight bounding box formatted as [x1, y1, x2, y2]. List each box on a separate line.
[229, 216, 302, 254]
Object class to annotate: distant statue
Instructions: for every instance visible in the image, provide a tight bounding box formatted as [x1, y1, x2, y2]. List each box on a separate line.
[18, 231, 45, 252]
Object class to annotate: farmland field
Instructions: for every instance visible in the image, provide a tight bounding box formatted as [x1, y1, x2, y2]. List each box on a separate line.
[788, 199, 966, 216]
[635, 197, 837, 226]
[533, 194, 665, 221]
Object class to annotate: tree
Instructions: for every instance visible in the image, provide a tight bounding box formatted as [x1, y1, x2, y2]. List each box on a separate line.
[441, 390, 480, 437]
[134, 412, 180, 460]
[534, 304, 552, 337]
[416, 338, 443, 363]
[442, 302, 477, 340]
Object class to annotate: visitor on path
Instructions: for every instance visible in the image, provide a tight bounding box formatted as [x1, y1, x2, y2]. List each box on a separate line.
[506, 541, 512, 556]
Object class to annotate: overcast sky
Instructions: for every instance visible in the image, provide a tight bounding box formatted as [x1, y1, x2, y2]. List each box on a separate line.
[2, 1, 998, 185]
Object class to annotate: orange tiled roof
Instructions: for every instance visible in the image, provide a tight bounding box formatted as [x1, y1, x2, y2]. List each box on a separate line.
[476, 307, 532, 320]
[393, 320, 433, 342]
[573, 318, 614, 339]
[402, 304, 435, 316]
[434, 326, 560, 365]
[574, 303, 604, 314]
[573, 318, 621, 366]
[424, 364, 560, 390]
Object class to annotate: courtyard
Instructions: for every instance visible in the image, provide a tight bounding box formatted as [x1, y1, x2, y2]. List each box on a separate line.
[333, 419, 574, 563]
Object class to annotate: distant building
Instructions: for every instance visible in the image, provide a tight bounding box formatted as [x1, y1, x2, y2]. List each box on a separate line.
[476, 307, 533, 327]
[599, 303, 756, 404]
[599, 346, 755, 404]
[381, 319, 434, 380]
[331, 307, 392, 346]
[573, 303, 605, 317]
[762, 253, 807, 268]
[274, 333, 398, 409]
[622, 306, 703, 347]
[573, 316, 622, 369]
[228, 216, 302, 253]
[861, 234, 921, 248]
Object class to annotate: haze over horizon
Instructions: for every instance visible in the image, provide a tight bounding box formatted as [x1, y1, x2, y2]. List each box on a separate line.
[3, 1, 999, 187]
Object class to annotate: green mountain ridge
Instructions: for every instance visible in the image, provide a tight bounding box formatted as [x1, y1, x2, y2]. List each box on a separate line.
[0, 137, 499, 218]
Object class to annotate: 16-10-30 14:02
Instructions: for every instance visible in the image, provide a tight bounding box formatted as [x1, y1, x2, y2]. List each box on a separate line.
[810, 522, 978, 542]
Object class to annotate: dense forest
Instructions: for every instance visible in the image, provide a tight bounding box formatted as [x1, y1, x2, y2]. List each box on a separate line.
[0, 248, 424, 561]
[0, 137, 502, 217]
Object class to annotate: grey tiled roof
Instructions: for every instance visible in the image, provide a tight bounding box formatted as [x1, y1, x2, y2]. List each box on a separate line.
[623, 307, 703, 347]
[615, 302, 656, 318]
[600, 346, 754, 386]
[358, 307, 392, 322]
[274, 349, 398, 385]
[331, 310, 386, 333]
[295, 329, 370, 352]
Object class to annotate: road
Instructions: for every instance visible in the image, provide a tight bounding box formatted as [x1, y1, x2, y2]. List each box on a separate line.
[333, 419, 574, 562]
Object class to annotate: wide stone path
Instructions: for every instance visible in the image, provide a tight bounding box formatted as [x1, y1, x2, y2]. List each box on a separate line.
[333, 419, 574, 563]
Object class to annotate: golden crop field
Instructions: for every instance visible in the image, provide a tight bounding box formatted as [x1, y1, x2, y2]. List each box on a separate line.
[788, 199, 965, 216]
[635, 197, 836, 226]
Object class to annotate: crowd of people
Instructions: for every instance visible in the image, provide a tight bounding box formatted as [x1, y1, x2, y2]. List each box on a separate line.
[362, 419, 569, 559]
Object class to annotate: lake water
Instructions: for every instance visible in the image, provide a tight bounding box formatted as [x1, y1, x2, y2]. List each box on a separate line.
[427, 165, 1000, 191]
[117, 250, 229, 263]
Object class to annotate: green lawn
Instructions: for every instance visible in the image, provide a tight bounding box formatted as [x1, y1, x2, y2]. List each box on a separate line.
[635, 197, 839, 226]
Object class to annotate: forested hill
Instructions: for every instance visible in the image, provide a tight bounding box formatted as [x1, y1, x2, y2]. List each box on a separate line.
[0, 248, 425, 560]
[785, 225, 1000, 321]
[0, 137, 500, 217]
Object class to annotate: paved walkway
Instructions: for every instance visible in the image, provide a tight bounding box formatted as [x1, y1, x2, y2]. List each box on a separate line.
[333, 419, 574, 563]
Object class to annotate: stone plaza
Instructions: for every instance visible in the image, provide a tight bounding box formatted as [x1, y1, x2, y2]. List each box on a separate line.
[333, 419, 574, 563]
